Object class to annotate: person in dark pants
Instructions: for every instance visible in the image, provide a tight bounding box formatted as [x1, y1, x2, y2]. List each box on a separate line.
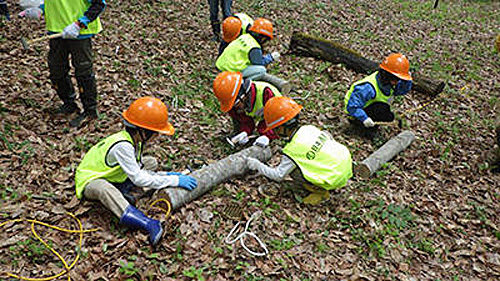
[208, 0, 232, 41]
[0, 0, 10, 20]
[344, 53, 413, 138]
[20, 0, 105, 127]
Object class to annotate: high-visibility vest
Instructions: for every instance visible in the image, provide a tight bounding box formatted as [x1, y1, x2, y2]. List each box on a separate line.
[75, 131, 141, 199]
[234, 13, 254, 35]
[247, 81, 281, 120]
[282, 125, 352, 190]
[45, 0, 102, 35]
[344, 71, 393, 113]
[216, 34, 261, 72]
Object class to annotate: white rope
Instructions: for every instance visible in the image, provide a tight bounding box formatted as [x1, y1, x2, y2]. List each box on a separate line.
[224, 211, 269, 257]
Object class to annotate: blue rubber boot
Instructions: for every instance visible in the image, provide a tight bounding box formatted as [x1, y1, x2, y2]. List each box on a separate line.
[120, 205, 163, 246]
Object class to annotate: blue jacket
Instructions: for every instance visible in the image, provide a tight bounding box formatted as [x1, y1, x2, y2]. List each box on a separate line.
[346, 73, 412, 122]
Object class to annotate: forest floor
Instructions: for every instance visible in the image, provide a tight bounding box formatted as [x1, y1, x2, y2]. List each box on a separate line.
[0, 0, 499, 280]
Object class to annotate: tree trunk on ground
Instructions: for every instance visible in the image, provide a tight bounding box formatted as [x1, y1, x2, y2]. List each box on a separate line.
[156, 146, 272, 210]
[289, 32, 445, 97]
[259, 73, 292, 95]
[355, 130, 416, 178]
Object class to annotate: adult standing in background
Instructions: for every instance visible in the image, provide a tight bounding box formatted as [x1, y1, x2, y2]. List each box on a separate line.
[20, 0, 105, 127]
[208, 0, 232, 41]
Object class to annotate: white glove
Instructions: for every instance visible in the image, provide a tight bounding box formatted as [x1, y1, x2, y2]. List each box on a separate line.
[271, 51, 280, 62]
[246, 157, 262, 170]
[253, 135, 269, 148]
[363, 117, 375, 128]
[231, 131, 249, 146]
[19, 7, 42, 19]
[19, 0, 43, 10]
[62, 22, 81, 39]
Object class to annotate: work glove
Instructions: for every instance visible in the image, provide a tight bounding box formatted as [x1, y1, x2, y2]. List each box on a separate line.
[363, 117, 375, 128]
[19, 7, 42, 19]
[62, 22, 81, 39]
[0, 0, 10, 20]
[270, 51, 280, 62]
[230, 131, 249, 146]
[253, 135, 269, 148]
[177, 175, 198, 191]
[246, 157, 261, 171]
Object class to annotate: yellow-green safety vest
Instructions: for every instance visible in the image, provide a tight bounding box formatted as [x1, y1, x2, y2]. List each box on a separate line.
[216, 34, 261, 72]
[282, 125, 352, 190]
[75, 131, 141, 199]
[248, 81, 281, 120]
[234, 13, 254, 35]
[45, 0, 102, 35]
[344, 71, 393, 113]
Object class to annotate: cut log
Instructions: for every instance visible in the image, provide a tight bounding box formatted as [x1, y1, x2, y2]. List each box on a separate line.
[259, 73, 292, 95]
[355, 130, 416, 178]
[156, 146, 272, 210]
[289, 32, 445, 97]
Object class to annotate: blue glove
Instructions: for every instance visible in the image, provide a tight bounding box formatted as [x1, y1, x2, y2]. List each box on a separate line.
[177, 175, 198, 191]
[165, 171, 183, 176]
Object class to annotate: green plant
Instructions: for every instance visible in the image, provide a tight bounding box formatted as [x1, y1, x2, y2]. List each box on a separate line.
[119, 260, 139, 277]
[182, 266, 205, 280]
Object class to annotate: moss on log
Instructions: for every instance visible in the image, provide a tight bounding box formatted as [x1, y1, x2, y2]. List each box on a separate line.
[289, 32, 445, 97]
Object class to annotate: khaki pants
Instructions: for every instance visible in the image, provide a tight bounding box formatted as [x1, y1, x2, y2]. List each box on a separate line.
[83, 156, 157, 218]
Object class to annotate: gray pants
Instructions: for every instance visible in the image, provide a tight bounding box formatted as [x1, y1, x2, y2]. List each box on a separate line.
[242, 65, 266, 80]
[83, 156, 158, 218]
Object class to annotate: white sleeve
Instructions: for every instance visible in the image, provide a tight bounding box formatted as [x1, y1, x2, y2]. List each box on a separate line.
[253, 155, 296, 182]
[108, 142, 179, 189]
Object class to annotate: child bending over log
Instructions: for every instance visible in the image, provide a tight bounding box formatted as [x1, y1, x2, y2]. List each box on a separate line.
[74, 97, 198, 246]
[246, 97, 353, 205]
[216, 18, 279, 80]
[344, 53, 413, 138]
[213, 71, 283, 147]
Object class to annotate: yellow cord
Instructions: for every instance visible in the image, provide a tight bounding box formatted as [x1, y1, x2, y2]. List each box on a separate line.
[0, 212, 99, 281]
[148, 198, 172, 219]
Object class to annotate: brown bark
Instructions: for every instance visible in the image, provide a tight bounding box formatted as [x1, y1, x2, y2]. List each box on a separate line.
[289, 32, 445, 97]
[155, 146, 272, 210]
[355, 130, 416, 178]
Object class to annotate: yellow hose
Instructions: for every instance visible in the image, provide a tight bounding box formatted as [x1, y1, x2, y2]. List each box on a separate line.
[0, 212, 99, 281]
[148, 198, 172, 219]
[1, 199, 171, 281]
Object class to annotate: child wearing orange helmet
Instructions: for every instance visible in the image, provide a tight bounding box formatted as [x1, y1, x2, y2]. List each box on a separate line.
[246, 97, 353, 205]
[216, 18, 280, 80]
[344, 53, 413, 138]
[213, 71, 283, 146]
[75, 97, 198, 246]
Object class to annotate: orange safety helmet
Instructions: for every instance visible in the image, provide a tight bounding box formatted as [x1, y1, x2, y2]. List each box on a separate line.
[263, 96, 303, 132]
[379, 53, 412, 81]
[122, 97, 175, 135]
[213, 71, 243, 112]
[248, 18, 273, 40]
[222, 16, 243, 43]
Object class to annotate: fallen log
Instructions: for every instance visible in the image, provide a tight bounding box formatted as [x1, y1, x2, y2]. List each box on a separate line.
[355, 130, 416, 178]
[289, 32, 445, 97]
[259, 73, 292, 95]
[156, 146, 272, 210]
